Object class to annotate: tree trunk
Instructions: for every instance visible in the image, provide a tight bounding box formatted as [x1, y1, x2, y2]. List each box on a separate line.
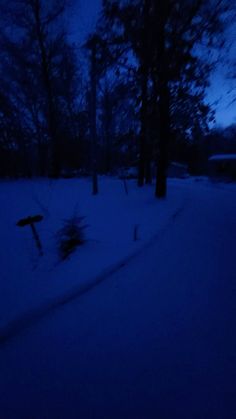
[90, 38, 98, 195]
[155, 80, 170, 198]
[138, 0, 150, 187]
[104, 86, 112, 174]
[145, 142, 152, 184]
[138, 65, 148, 187]
[154, 2, 170, 198]
[34, 0, 60, 177]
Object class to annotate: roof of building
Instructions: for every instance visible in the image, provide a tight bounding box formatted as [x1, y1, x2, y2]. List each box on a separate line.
[208, 154, 236, 161]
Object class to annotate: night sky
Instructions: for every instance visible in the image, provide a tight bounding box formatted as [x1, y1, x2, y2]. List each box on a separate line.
[70, 0, 235, 128]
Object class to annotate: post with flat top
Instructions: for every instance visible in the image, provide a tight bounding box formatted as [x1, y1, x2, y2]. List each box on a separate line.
[17, 215, 44, 256]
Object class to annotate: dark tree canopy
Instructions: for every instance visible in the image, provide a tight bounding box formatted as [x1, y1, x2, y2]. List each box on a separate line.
[93, 0, 234, 196]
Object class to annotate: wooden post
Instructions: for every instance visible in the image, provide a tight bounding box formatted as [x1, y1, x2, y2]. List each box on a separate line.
[30, 223, 43, 256]
[133, 224, 139, 241]
[17, 215, 44, 256]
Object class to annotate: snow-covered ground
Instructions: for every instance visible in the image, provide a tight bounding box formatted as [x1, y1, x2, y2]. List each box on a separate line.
[0, 176, 188, 332]
[0, 176, 235, 418]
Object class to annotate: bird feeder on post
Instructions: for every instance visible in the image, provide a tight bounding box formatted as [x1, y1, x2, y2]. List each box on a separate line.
[17, 215, 44, 256]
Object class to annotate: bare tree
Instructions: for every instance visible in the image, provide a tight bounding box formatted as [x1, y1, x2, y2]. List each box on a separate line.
[0, 0, 79, 177]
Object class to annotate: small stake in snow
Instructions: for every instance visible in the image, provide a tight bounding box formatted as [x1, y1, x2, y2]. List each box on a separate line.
[123, 179, 128, 195]
[17, 215, 44, 256]
[133, 224, 139, 241]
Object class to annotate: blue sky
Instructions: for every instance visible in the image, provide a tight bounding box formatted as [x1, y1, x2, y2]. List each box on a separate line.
[69, 0, 236, 128]
[68, 0, 102, 44]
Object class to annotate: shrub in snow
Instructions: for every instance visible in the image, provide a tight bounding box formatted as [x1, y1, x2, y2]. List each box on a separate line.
[56, 216, 86, 260]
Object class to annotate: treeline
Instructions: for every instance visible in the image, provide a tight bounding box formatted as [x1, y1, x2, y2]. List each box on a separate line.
[0, 0, 234, 196]
[0, 0, 83, 178]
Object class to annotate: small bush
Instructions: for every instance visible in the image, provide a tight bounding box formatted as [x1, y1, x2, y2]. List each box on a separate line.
[56, 216, 86, 260]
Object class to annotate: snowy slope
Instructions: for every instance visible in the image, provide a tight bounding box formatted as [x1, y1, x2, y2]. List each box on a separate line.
[0, 177, 186, 331]
[0, 177, 235, 418]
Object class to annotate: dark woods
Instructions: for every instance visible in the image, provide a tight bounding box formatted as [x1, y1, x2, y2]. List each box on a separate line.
[0, 0, 234, 196]
[0, 0, 81, 179]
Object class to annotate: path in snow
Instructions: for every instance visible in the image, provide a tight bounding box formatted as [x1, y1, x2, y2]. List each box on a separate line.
[0, 185, 236, 419]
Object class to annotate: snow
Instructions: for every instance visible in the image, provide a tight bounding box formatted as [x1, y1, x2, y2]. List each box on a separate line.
[0, 176, 187, 333]
[0, 177, 235, 418]
[170, 161, 188, 169]
[208, 154, 236, 161]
